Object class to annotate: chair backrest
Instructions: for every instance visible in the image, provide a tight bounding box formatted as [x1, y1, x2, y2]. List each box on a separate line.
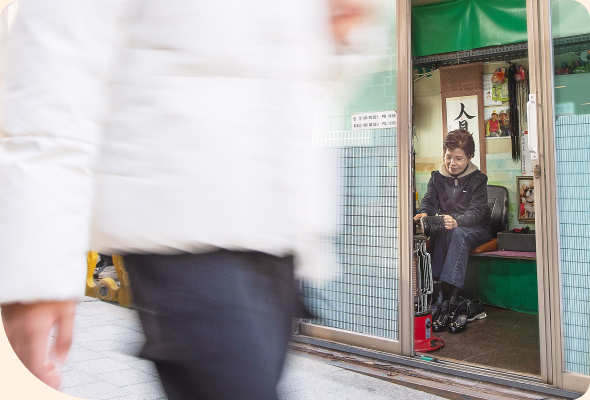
[487, 185, 509, 237]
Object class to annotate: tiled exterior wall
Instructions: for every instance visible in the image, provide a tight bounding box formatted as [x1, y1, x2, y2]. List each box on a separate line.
[303, 129, 399, 339]
[556, 115, 590, 375]
[303, 1, 400, 340]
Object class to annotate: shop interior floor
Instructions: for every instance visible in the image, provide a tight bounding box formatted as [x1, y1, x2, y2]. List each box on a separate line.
[418, 306, 540, 376]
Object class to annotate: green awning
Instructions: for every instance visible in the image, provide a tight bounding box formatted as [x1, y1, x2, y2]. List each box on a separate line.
[412, 0, 590, 58]
[412, 0, 528, 57]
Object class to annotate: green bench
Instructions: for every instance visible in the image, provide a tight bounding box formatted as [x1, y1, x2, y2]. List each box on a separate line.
[463, 253, 538, 314]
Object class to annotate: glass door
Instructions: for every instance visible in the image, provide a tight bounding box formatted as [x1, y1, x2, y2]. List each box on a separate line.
[410, 0, 543, 379]
[528, 0, 590, 392]
[297, 0, 415, 356]
[532, 0, 590, 391]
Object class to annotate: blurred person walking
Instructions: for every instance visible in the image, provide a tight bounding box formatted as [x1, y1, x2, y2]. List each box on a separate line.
[0, 0, 367, 399]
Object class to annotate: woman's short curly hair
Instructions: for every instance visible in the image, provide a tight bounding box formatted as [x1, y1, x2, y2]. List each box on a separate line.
[444, 129, 475, 158]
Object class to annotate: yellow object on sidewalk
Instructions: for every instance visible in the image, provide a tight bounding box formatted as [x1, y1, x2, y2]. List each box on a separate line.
[86, 252, 133, 308]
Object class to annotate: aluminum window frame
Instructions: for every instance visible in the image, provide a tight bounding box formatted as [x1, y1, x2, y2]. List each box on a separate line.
[528, 0, 590, 392]
[295, 0, 413, 356]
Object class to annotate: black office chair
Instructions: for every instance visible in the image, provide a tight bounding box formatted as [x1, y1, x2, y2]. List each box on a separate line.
[470, 185, 509, 253]
[487, 185, 509, 238]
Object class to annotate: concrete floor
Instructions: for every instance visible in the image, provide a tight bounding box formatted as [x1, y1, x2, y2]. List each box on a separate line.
[98, 264, 542, 376]
[418, 306, 541, 376]
[53, 297, 444, 400]
[279, 353, 443, 400]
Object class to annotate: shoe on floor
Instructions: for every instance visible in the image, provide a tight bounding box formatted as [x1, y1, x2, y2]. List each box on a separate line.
[448, 299, 469, 334]
[467, 299, 487, 322]
[432, 300, 451, 332]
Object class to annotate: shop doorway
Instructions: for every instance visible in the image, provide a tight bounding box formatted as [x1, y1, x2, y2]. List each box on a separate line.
[410, 0, 541, 377]
[294, 0, 589, 392]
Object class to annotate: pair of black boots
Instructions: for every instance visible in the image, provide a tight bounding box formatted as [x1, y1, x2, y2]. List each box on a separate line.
[430, 280, 468, 334]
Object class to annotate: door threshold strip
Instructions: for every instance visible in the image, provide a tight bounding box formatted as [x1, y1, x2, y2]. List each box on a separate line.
[292, 335, 579, 399]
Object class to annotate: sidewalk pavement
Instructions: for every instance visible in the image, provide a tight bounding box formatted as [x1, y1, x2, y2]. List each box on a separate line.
[56, 297, 443, 400]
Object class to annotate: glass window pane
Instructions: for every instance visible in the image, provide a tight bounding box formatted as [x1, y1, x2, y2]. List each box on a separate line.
[552, 0, 590, 376]
[302, 1, 399, 340]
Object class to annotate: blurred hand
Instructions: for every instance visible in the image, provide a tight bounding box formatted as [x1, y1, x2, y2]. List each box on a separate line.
[329, 0, 366, 45]
[442, 215, 457, 230]
[1, 300, 76, 389]
[413, 212, 427, 222]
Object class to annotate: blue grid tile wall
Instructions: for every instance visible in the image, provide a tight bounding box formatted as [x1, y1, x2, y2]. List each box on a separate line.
[556, 115, 590, 375]
[302, 128, 399, 340]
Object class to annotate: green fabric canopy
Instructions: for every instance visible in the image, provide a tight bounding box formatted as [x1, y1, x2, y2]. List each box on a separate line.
[412, 0, 528, 57]
[412, 0, 590, 58]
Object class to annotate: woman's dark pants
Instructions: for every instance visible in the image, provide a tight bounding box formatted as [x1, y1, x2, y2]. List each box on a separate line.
[124, 250, 296, 400]
[430, 224, 492, 289]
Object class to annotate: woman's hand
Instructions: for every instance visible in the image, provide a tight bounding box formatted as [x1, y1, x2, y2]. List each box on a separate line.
[413, 212, 427, 222]
[442, 215, 457, 230]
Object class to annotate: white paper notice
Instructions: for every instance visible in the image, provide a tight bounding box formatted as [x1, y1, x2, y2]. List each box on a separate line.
[352, 111, 397, 130]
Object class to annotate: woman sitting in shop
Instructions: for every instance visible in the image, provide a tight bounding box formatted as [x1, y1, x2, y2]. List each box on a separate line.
[413, 129, 491, 333]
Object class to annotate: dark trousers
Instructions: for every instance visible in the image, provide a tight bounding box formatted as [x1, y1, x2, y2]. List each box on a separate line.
[124, 250, 297, 400]
[430, 224, 492, 289]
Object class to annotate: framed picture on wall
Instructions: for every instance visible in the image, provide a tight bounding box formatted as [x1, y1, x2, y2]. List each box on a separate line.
[484, 107, 510, 138]
[517, 176, 535, 222]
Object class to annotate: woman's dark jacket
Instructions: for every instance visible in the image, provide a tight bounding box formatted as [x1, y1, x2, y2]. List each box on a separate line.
[419, 162, 491, 227]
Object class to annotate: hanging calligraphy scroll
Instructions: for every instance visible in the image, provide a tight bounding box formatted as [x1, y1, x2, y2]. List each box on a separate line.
[440, 62, 486, 173]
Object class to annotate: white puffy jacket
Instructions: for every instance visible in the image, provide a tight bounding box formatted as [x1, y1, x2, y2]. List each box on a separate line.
[0, 0, 338, 303]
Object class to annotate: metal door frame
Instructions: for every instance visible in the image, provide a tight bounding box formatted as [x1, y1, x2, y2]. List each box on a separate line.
[526, 0, 555, 386]
[401, 0, 566, 389]
[296, 0, 413, 357]
[402, 0, 555, 382]
[529, 0, 590, 392]
[397, 0, 414, 357]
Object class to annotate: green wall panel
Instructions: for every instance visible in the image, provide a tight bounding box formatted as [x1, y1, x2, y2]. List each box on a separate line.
[464, 255, 538, 314]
